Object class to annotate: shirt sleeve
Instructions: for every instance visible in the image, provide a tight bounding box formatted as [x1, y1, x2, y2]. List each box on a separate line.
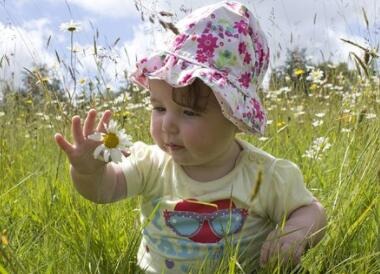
[261, 159, 314, 224]
[120, 141, 162, 197]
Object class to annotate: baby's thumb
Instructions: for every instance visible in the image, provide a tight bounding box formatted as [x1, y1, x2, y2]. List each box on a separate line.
[54, 133, 73, 154]
[121, 149, 130, 158]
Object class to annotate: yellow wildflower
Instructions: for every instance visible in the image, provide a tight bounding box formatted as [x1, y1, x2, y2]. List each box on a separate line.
[294, 68, 305, 76]
[310, 83, 318, 91]
[1, 229, 8, 246]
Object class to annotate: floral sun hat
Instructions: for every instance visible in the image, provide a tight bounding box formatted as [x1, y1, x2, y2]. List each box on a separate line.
[130, 1, 270, 134]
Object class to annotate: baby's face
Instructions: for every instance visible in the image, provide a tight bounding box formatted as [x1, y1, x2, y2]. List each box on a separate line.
[148, 79, 237, 167]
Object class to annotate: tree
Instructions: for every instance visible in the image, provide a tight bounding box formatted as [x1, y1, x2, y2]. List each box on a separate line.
[269, 48, 310, 93]
[20, 64, 66, 105]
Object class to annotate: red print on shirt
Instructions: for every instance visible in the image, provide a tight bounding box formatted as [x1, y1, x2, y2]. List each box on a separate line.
[164, 199, 248, 243]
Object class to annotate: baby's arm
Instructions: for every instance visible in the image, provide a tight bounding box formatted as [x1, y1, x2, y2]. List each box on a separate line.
[55, 109, 127, 203]
[70, 162, 127, 203]
[260, 199, 327, 266]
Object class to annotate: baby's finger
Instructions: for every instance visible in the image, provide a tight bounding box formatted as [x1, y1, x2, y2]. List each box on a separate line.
[54, 133, 74, 154]
[83, 109, 97, 136]
[96, 110, 112, 132]
[121, 149, 130, 158]
[278, 242, 293, 264]
[260, 239, 273, 266]
[266, 240, 282, 264]
[72, 116, 85, 145]
[293, 244, 305, 264]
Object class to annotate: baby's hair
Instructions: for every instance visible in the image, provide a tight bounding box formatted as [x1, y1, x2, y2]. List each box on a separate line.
[171, 78, 212, 112]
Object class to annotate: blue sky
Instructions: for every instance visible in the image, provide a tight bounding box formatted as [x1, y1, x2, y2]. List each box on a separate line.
[0, 0, 379, 91]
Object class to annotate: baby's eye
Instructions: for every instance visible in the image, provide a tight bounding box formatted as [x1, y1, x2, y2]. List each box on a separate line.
[183, 109, 200, 117]
[153, 106, 166, 112]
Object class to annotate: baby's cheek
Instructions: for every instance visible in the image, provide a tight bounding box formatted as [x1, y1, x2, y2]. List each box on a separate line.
[150, 118, 161, 140]
[183, 133, 207, 150]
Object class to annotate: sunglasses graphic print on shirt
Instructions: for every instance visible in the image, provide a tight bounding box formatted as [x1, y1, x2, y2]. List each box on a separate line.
[164, 199, 248, 243]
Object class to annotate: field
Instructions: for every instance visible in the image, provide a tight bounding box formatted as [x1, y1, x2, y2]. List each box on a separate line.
[0, 63, 379, 273]
[0, 9, 380, 273]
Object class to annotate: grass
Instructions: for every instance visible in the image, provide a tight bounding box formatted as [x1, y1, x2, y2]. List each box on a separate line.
[0, 8, 379, 273]
[0, 73, 379, 273]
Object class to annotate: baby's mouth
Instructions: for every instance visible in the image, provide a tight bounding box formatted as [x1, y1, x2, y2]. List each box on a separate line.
[165, 143, 184, 151]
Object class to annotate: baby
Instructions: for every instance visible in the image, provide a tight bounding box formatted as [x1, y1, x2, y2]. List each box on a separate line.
[55, 1, 326, 273]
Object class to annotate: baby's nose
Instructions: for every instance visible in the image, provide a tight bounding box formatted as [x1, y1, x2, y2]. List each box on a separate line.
[162, 113, 179, 134]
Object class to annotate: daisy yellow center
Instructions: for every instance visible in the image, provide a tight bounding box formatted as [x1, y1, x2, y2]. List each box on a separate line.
[103, 133, 119, 148]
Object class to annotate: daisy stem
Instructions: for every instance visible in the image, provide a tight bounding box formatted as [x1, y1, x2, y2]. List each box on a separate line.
[70, 31, 77, 101]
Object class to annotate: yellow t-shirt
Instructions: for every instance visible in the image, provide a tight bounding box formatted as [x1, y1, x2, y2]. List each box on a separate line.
[121, 139, 314, 273]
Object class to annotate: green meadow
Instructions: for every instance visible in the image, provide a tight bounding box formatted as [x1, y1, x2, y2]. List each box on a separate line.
[0, 9, 379, 274]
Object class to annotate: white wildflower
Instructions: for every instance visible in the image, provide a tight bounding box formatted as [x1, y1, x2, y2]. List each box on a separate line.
[279, 86, 291, 93]
[293, 105, 305, 118]
[312, 119, 324, 127]
[306, 69, 324, 83]
[258, 137, 269, 141]
[315, 112, 326, 118]
[114, 93, 132, 104]
[294, 111, 305, 118]
[88, 120, 133, 163]
[365, 113, 377, 120]
[302, 137, 332, 160]
[60, 20, 81, 32]
[67, 43, 82, 53]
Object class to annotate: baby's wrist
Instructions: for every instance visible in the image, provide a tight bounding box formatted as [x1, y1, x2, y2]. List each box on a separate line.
[70, 163, 106, 177]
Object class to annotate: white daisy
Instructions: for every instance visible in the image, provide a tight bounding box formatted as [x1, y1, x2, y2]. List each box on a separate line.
[302, 137, 332, 160]
[59, 20, 81, 32]
[88, 120, 132, 163]
[365, 113, 377, 120]
[312, 119, 324, 127]
[306, 68, 324, 83]
[258, 137, 269, 142]
[315, 112, 326, 118]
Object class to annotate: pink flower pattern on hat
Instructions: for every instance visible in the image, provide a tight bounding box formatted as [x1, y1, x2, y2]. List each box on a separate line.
[234, 20, 249, 35]
[131, 1, 270, 134]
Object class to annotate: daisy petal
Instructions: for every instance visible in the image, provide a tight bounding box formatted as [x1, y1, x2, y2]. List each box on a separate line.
[88, 132, 102, 141]
[103, 149, 110, 162]
[107, 120, 118, 133]
[93, 144, 105, 159]
[110, 149, 122, 163]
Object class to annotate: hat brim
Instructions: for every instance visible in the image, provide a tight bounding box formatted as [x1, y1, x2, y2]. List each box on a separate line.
[131, 53, 266, 135]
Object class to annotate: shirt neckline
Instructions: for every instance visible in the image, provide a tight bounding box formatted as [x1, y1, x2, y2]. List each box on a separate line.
[172, 139, 250, 186]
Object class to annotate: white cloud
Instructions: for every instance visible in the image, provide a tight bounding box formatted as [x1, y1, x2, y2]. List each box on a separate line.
[1, 0, 379, 92]
[101, 0, 380, 86]
[68, 0, 138, 18]
[149, 0, 379, 67]
[0, 18, 56, 87]
[115, 22, 174, 74]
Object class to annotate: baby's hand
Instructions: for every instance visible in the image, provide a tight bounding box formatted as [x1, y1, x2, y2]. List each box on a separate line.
[260, 224, 308, 267]
[55, 109, 111, 175]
